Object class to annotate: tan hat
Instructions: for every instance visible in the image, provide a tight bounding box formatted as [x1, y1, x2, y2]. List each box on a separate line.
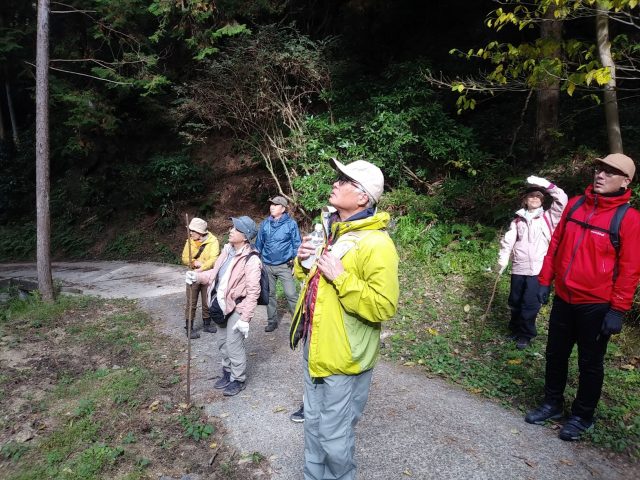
[596, 153, 635, 179]
[330, 158, 385, 203]
[269, 196, 288, 207]
[188, 217, 208, 234]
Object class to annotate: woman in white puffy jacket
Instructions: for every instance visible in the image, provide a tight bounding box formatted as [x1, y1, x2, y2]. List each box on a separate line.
[497, 176, 568, 349]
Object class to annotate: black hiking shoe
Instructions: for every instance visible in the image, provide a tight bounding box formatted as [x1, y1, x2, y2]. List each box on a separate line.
[203, 321, 217, 333]
[185, 327, 200, 339]
[264, 323, 278, 332]
[290, 404, 304, 423]
[185, 320, 200, 339]
[213, 370, 231, 390]
[516, 337, 531, 350]
[525, 403, 564, 425]
[559, 415, 594, 441]
[223, 380, 246, 397]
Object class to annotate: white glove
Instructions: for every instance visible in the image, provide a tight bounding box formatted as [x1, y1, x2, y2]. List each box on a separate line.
[498, 263, 507, 275]
[232, 319, 250, 338]
[527, 175, 551, 189]
[185, 271, 197, 285]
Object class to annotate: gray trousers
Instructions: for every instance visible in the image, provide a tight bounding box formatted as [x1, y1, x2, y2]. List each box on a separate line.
[266, 263, 299, 326]
[217, 311, 247, 382]
[303, 341, 373, 480]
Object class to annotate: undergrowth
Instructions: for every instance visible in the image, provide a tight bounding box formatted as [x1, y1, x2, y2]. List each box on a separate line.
[386, 236, 640, 459]
[0, 293, 261, 479]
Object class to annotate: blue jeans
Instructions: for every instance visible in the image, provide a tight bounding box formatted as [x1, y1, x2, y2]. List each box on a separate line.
[543, 297, 610, 420]
[507, 274, 541, 340]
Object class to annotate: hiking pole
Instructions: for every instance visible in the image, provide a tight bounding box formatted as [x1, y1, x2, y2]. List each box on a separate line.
[475, 271, 502, 345]
[476, 228, 504, 342]
[185, 213, 193, 406]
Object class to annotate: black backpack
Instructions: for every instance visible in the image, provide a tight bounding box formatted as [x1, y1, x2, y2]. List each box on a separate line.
[565, 195, 630, 251]
[246, 251, 270, 305]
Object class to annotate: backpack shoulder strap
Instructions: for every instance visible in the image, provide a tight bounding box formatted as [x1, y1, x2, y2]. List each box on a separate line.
[514, 216, 521, 241]
[609, 203, 631, 251]
[193, 243, 208, 260]
[565, 195, 586, 222]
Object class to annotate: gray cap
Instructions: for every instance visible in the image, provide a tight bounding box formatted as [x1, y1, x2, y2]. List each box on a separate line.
[231, 216, 258, 241]
[269, 196, 288, 207]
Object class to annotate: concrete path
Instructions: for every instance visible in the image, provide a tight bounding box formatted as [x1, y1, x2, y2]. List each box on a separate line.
[1, 262, 635, 480]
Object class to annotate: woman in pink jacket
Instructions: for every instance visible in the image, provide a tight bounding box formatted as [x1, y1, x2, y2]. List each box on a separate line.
[186, 216, 261, 396]
[497, 176, 568, 349]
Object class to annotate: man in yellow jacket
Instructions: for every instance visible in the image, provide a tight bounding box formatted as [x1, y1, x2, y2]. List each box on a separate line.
[182, 217, 220, 338]
[290, 159, 399, 480]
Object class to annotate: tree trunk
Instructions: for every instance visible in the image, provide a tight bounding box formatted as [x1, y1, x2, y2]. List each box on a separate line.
[0, 90, 5, 142]
[534, 4, 562, 161]
[5, 81, 19, 148]
[596, 4, 623, 153]
[36, 0, 54, 302]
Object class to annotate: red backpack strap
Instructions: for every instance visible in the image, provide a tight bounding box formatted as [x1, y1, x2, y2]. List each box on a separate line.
[514, 216, 521, 242]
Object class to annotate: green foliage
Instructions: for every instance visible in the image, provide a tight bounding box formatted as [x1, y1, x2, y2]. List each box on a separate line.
[179, 412, 215, 441]
[389, 232, 640, 457]
[1, 442, 29, 462]
[291, 64, 484, 212]
[146, 152, 205, 216]
[449, 0, 640, 111]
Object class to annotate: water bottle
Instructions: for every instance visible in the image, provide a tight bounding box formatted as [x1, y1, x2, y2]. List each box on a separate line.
[301, 223, 324, 269]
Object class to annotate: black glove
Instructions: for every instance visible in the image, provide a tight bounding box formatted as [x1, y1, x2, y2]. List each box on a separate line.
[600, 309, 624, 337]
[537, 285, 551, 305]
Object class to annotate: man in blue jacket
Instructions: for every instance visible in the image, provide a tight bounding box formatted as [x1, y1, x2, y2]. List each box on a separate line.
[256, 196, 302, 332]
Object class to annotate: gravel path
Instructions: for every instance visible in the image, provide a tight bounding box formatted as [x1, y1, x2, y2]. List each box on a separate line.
[1, 261, 636, 480]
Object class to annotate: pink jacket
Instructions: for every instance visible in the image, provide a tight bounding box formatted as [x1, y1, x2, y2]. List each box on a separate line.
[197, 243, 262, 322]
[498, 184, 568, 276]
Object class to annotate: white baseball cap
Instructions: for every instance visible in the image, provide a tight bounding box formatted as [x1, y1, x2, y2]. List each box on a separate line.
[330, 158, 385, 203]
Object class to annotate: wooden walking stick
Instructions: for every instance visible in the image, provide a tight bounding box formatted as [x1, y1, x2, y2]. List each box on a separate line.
[475, 271, 502, 345]
[476, 228, 504, 342]
[185, 213, 194, 405]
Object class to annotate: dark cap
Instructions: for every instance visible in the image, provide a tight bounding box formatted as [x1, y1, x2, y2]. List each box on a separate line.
[231, 216, 257, 241]
[524, 186, 546, 198]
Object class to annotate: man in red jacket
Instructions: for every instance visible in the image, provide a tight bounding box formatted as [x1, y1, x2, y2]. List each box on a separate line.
[525, 153, 640, 441]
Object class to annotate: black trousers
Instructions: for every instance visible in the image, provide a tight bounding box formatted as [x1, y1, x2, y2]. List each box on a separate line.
[507, 274, 541, 340]
[543, 297, 610, 421]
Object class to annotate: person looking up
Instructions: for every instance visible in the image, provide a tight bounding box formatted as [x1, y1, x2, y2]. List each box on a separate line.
[186, 216, 261, 397]
[526, 154, 640, 441]
[497, 176, 567, 349]
[290, 158, 399, 480]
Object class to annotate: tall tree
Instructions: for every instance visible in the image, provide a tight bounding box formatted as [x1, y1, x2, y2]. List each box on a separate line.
[36, 0, 53, 301]
[431, 0, 640, 156]
[596, 2, 623, 152]
[535, 3, 562, 160]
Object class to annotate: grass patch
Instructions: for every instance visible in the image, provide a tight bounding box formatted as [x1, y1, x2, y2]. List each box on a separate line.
[0, 292, 268, 479]
[385, 246, 640, 460]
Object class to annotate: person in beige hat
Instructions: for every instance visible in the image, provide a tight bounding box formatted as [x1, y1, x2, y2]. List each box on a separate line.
[526, 153, 640, 441]
[182, 217, 220, 339]
[290, 158, 398, 480]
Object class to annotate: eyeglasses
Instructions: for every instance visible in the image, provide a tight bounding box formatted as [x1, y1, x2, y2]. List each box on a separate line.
[594, 164, 626, 178]
[336, 174, 366, 192]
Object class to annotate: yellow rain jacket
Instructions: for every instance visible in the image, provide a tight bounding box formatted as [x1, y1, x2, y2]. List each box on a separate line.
[290, 211, 399, 378]
[181, 233, 220, 271]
